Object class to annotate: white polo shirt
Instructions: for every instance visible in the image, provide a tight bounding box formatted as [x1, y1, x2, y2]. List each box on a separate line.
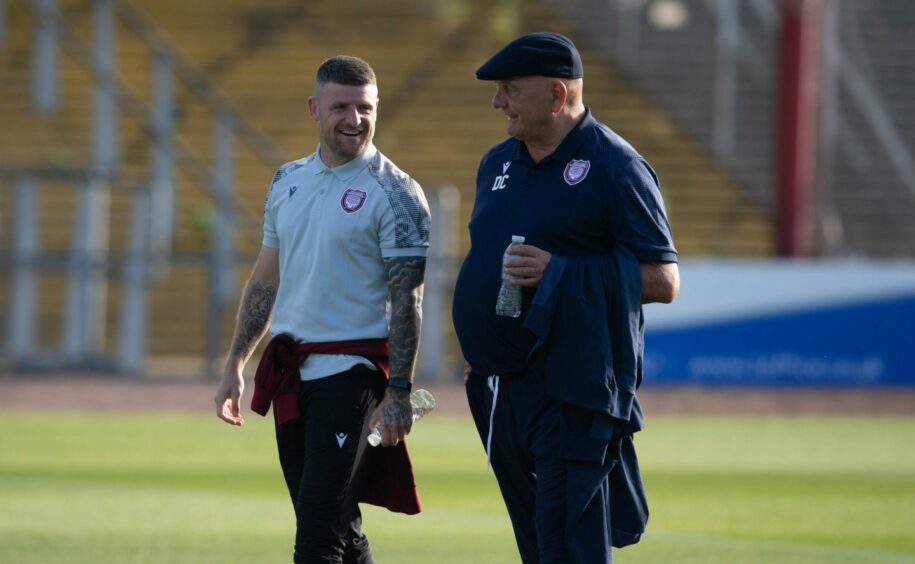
[263, 144, 430, 380]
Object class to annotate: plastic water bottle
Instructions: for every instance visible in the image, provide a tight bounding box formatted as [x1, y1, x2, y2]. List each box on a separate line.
[367, 389, 436, 447]
[495, 235, 525, 317]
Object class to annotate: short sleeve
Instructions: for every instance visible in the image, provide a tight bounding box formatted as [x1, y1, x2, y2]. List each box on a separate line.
[379, 178, 431, 257]
[609, 158, 678, 262]
[262, 170, 280, 249]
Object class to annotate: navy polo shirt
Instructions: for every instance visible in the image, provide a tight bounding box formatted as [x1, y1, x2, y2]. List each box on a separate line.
[452, 108, 677, 377]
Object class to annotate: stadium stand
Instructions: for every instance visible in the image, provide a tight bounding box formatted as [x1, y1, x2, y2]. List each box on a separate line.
[1, 0, 796, 362]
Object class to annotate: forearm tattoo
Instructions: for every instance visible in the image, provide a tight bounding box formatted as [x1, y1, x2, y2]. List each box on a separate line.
[382, 256, 426, 385]
[229, 281, 276, 361]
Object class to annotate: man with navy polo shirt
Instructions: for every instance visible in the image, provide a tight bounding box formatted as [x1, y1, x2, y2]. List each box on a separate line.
[452, 33, 679, 563]
[214, 56, 430, 563]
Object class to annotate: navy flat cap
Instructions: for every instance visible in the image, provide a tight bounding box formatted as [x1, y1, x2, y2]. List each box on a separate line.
[476, 32, 583, 80]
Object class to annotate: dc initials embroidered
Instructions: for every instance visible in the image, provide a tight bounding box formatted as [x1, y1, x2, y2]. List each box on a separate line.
[563, 159, 591, 186]
[288, 185, 298, 198]
[492, 161, 512, 191]
[341, 188, 367, 213]
[335, 433, 348, 448]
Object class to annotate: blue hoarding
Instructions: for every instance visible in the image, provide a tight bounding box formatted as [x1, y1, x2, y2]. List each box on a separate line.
[642, 261, 915, 386]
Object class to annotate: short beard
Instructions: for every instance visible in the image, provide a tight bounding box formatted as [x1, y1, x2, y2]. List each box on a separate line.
[322, 133, 370, 164]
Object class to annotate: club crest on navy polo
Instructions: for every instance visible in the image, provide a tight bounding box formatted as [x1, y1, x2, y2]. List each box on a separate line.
[452, 108, 677, 377]
[476, 32, 584, 80]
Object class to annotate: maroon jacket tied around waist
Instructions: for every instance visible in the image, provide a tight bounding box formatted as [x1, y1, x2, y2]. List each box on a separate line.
[251, 333, 421, 515]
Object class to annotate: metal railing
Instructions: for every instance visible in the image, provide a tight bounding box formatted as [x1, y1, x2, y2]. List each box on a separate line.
[549, 0, 915, 252]
[5, 0, 290, 374]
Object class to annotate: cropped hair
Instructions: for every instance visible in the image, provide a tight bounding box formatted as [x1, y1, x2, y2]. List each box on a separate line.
[316, 56, 377, 87]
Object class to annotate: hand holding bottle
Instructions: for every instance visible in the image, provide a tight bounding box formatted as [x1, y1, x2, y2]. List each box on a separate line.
[496, 235, 525, 317]
[368, 389, 436, 447]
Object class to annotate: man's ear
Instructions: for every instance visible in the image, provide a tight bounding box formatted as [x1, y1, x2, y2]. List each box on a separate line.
[307, 95, 318, 121]
[550, 79, 568, 113]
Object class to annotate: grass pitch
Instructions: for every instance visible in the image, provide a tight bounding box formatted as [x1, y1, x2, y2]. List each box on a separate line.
[1, 412, 913, 563]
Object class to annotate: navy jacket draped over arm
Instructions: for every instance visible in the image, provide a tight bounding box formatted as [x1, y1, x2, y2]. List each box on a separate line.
[522, 246, 649, 549]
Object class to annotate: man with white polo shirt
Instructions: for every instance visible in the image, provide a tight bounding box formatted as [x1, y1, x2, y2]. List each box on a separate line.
[214, 55, 430, 564]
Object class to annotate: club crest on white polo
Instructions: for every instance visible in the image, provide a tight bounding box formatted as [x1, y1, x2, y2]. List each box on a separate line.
[341, 187, 367, 213]
[563, 159, 590, 186]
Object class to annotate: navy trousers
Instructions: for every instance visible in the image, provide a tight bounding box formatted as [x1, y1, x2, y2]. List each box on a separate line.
[275, 365, 385, 564]
[466, 369, 618, 564]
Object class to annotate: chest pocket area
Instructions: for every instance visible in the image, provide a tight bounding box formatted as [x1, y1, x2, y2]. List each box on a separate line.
[328, 188, 379, 250]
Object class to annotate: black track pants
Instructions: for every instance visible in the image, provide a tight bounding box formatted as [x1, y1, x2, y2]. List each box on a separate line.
[275, 365, 384, 564]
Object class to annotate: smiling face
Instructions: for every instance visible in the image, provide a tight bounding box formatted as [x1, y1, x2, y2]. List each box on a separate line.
[308, 81, 378, 168]
[491, 76, 555, 144]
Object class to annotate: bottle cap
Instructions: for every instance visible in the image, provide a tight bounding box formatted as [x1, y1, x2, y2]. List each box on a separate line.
[511, 235, 525, 244]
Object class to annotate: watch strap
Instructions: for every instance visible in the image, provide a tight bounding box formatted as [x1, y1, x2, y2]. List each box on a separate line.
[387, 377, 412, 392]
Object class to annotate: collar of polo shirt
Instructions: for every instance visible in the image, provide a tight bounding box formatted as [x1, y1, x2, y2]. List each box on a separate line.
[309, 143, 378, 180]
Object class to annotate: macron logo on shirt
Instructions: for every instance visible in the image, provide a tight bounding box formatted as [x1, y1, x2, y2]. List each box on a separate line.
[335, 433, 348, 448]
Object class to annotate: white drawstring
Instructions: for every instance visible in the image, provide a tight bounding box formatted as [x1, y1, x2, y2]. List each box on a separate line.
[485, 375, 500, 470]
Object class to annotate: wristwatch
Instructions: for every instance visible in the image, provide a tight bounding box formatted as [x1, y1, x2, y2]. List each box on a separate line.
[387, 377, 412, 393]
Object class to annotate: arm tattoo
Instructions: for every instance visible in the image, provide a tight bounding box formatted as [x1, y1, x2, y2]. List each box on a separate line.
[382, 256, 426, 384]
[229, 281, 277, 361]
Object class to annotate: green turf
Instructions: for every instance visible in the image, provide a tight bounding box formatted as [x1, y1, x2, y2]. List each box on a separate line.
[1, 413, 914, 563]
